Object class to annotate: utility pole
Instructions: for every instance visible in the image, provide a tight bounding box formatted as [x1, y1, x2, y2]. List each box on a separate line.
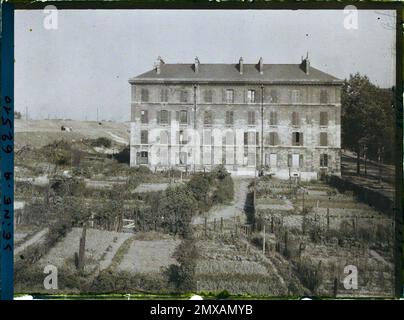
[260, 84, 264, 173]
[193, 84, 197, 173]
[262, 224, 266, 255]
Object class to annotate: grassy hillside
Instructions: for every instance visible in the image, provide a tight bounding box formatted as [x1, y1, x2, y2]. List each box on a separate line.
[15, 119, 130, 150]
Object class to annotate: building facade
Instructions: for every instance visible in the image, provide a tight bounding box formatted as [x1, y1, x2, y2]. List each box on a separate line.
[129, 56, 342, 180]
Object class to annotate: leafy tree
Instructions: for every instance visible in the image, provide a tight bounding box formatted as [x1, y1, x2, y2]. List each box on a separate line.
[341, 73, 394, 174]
[159, 185, 197, 238]
[187, 172, 213, 211]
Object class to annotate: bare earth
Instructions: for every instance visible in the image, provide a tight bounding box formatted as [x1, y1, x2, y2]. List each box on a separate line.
[117, 238, 180, 273]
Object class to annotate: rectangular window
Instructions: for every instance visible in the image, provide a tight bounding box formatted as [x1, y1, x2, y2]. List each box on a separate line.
[138, 151, 148, 165]
[291, 112, 300, 126]
[204, 111, 213, 126]
[140, 130, 148, 144]
[160, 110, 169, 125]
[248, 152, 255, 166]
[247, 90, 256, 103]
[178, 130, 188, 145]
[292, 132, 303, 146]
[141, 88, 149, 102]
[269, 153, 277, 168]
[245, 132, 256, 145]
[291, 90, 301, 103]
[270, 89, 278, 103]
[268, 132, 278, 146]
[203, 130, 212, 145]
[204, 90, 213, 103]
[226, 111, 234, 125]
[289, 154, 302, 168]
[203, 150, 212, 165]
[320, 89, 329, 104]
[131, 86, 136, 102]
[320, 132, 328, 146]
[269, 111, 278, 125]
[179, 152, 187, 165]
[248, 111, 256, 125]
[161, 88, 168, 102]
[179, 110, 188, 125]
[320, 154, 328, 167]
[140, 110, 148, 124]
[320, 111, 329, 126]
[225, 89, 234, 103]
[180, 90, 188, 103]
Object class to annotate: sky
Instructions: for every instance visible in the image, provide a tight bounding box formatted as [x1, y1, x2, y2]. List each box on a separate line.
[15, 9, 396, 121]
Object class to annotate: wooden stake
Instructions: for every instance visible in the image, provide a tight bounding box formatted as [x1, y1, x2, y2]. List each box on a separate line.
[262, 224, 266, 255]
[204, 217, 207, 238]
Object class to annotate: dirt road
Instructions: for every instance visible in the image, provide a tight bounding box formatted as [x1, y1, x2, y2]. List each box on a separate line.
[14, 228, 49, 256]
[192, 177, 251, 225]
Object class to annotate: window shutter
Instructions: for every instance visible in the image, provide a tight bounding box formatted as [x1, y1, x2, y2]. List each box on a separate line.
[288, 154, 292, 167]
[187, 110, 191, 125]
[156, 110, 161, 124]
[256, 132, 259, 145]
[275, 133, 279, 146]
[183, 130, 188, 144]
[244, 132, 248, 145]
[222, 89, 226, 103]
[168, 111, 171, 124]
[131, 86, 136, 102]
[299, 154, 303, 167]
[300, 133, 304, 146]
[175, 111, 180, 122]
[320, 112, 328, 126]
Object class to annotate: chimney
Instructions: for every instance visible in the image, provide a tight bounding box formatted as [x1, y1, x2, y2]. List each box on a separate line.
[194, 57, 200, 73]
[258, 57, 263, 74]
[301, 52, 310, 75]
[155, 56, 164, 74]
[239, 57, 244, 75]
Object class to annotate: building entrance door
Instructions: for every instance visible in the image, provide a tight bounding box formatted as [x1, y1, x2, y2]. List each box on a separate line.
[292, 153, 300, 168]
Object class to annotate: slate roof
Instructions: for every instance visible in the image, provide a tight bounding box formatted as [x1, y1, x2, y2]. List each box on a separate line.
[129, 63, 342, 84]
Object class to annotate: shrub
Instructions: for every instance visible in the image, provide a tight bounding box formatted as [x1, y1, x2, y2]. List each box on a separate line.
[159, 185, 198, 238]
[114, 147, 130, 164]
[91, 137, 112, 148]
[214, 175, 234, 204]
[167, 239, 198, 292]
[294, 259, 323, 294]
[90, 270, 169, 293]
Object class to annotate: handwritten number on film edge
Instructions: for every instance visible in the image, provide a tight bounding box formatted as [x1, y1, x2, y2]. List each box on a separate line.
[2, 96, 13, 252]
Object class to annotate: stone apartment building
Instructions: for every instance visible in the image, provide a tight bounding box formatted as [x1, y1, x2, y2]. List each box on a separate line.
[129, 56, 342, 180]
